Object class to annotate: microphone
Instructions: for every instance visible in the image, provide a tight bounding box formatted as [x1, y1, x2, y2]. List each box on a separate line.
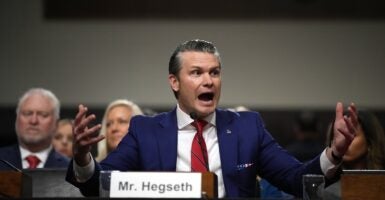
[0, 159, 22, 172]
[189, 112, 198, 120]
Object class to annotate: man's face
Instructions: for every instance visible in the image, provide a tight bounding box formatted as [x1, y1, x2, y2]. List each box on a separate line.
[16, 94, 57, 151]
[169, 51, 221, 118]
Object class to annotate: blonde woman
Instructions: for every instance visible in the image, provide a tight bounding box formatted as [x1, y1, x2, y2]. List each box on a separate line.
[95, 99, 143, 161]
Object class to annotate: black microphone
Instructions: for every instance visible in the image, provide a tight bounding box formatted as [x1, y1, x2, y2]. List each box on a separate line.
[189, 112, 198, 120]
[0, 159, 22, 172]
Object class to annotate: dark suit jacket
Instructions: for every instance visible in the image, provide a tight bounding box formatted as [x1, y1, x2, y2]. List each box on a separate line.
[0, 144, 70, 170]
[66, 108, 323, 198]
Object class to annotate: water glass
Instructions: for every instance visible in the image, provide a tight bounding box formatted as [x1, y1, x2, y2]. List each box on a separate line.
[302, 174, 324, 200]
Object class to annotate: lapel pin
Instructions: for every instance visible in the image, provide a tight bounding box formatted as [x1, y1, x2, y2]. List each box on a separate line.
[226, 129, 231, 134]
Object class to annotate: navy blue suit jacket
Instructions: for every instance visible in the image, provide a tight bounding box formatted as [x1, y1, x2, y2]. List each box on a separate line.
[66, 108, 323, 197]
[0, 144, 69, 170]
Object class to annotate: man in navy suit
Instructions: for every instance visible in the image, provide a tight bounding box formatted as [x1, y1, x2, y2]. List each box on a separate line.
[66, 39, 358, 198]
[0, 88, 69, 170]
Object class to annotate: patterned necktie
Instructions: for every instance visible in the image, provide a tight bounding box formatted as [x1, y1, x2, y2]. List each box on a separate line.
[26, 155, 40, 169]
[191, 119, 209, 172]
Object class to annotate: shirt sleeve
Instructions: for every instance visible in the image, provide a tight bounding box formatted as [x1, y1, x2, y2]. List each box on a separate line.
[72, 152, 95, 182]
[320, 149, 341, 178]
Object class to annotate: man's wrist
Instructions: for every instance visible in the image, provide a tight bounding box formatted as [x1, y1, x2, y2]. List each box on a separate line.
[74, 152, 92, 167]
[331, 149, 343, 163]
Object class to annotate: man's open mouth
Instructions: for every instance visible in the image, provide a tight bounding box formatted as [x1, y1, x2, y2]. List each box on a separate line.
[198, 92, 214, 102]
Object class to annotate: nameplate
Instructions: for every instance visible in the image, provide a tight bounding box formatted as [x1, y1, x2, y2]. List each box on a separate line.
[110, 172, 202, 198]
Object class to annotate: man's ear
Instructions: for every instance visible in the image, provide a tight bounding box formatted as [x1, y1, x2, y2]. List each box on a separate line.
[168, 74, 179, 93]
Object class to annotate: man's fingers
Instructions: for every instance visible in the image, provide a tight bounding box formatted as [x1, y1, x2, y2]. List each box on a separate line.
[75, 124, 101, 142]
[79, 135, 105, 147]
[348, 103, 358, 129]
[86, 124, 102, 136]
[75, 114, 96, 135]
[343, 116, 356, 137]
[337, 127, 355, 143]
[335, 102, 344, 120]
[349, 102, 357, 113]
[343, 103, 358, 137]
[74, 104, 87, 126]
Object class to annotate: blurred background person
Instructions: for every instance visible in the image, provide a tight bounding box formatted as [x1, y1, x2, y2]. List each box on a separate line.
[0, 88, 69, 170]
[52, 119, 74, 158]
[95, 99, 143, 161]
[286, 111, 324, 162]
[324, 109, 385, 199]
[228, 105, 250, 112]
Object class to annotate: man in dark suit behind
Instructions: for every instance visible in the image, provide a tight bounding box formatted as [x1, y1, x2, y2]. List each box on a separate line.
[66, 39, 358, 198]
[0, 88, 69, 170]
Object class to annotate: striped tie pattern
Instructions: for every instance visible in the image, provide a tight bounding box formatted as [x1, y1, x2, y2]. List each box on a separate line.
[191, 119, 208, 172]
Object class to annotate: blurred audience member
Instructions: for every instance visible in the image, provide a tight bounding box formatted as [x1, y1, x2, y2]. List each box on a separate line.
[286, 111, 324, 162]
[52, 119, 74, 158]
[0, 88, 69, 170]
[324, 110, 385, 199]
[228, 105, 250, 112]
[141, 107, 158, 116]
[95, 99, 143, 161]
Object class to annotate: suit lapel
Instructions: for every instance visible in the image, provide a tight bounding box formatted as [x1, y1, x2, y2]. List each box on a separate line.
[216, 109, 239, 196]
[44, 148, 69, 168]
[10, 144, 23, 169]
[45, 149, 58, 168]
[155, 108, 178, 171]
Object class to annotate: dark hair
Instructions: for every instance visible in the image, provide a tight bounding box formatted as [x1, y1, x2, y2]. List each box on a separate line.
[168, 39, 221, 98]
[326, 110, 385, 169]
[296, 111, 318, 132]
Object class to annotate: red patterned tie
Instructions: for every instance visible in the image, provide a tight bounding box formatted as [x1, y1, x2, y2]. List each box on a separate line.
[26, 155, 40, 169]
[191, 120, 209, 172]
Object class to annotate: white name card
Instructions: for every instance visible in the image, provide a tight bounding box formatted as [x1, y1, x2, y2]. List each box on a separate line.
[110, 172, 202, 198]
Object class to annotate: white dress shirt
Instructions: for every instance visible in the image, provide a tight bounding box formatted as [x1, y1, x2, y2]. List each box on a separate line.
[19, 145, 52, 169]
[175, 105, 225, 198]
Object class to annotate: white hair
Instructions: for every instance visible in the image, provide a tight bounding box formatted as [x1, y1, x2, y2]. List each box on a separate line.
[16, 88, 60, 120]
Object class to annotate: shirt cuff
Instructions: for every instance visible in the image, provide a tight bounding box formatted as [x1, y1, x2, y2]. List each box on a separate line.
[320, 149, 340, 178]
[73, 152, 95, 183]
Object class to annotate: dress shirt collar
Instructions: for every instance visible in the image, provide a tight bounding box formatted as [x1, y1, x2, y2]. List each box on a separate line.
[19, 145, 52, 165]
[176, 104, 216, 129]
